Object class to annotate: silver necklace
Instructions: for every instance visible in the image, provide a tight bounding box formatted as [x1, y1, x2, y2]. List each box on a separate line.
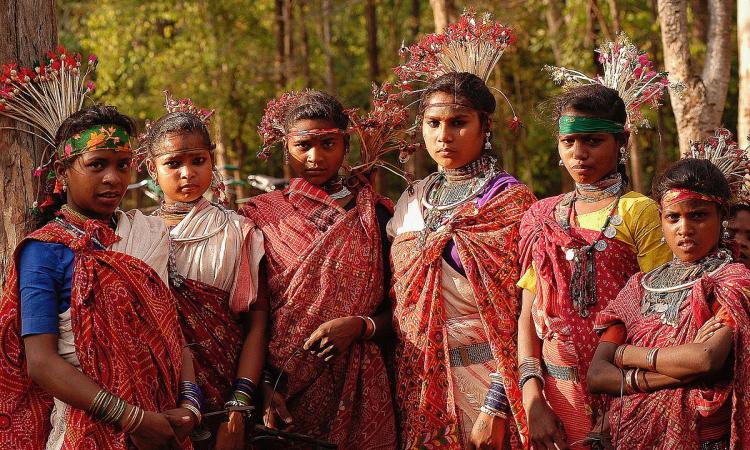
[328, 185, 352, 200]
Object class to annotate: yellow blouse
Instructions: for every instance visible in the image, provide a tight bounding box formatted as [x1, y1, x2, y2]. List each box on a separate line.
[518, 191, 672, 294]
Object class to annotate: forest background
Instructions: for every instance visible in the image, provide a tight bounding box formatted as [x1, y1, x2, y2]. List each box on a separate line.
[0, 0, 748, 272]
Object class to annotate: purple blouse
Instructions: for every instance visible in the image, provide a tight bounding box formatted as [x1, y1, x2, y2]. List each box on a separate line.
[442, 171, 521, 276]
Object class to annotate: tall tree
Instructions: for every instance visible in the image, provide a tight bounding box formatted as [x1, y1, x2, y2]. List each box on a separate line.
[429, 0, 456, 33]
[321, 0, 336, 92]
[0, 0, 57, 278]
[365, 0, 380, 82]
[739, 0, 750, 148]
[657, 0, 733, 153]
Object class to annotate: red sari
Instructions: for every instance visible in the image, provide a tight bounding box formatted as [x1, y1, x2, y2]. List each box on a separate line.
[390, 184, 535, 449]
[0, 214, 186, 449]
[240, 179, 396, 449]
[594, 263, 750, 449]
[518, 196, 640, 447]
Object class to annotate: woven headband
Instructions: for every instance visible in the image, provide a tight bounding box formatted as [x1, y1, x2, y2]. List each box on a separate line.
[661, 188, 728, 210]
[558, 115, 625, 135]
[59, 124, 132, 159]
[285, 128, 347, 139]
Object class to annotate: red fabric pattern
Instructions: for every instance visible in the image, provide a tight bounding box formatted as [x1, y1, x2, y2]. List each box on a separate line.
[0, 214, 187, 449]
[240, 179, 396, 450]
[172, 279, 242, 413]
[594, 263, 750, 449]
[390, 184, 536, 449]
[518, 196, 640, 447]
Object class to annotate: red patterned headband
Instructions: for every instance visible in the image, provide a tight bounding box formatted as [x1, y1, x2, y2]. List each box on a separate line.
[661, 188, 728, 209]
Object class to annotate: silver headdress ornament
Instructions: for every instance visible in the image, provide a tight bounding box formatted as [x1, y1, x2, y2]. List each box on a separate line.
[395, 10, 521, 130]
[544, 33, 685, 132]
[684, 128, 750, 205]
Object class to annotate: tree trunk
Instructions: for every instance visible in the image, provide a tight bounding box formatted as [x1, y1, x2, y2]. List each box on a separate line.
[321, 0, 336, 92]
[365, 0, 379, 82]
[629, 139, 645, 193]
[429, 0, 455, 33]
[739, 0, 750, 148]
[283, 0, 295, 86]
[274, 0, 286, 89]
[298, 1, 311, 87]
[409, 0, 420, 40]
[608, 0, 622, 34]
[657, 0, 733, 154]
[0, 0, 57, 280]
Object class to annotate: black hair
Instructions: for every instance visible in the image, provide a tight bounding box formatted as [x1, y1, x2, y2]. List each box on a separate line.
[283, 90, 349, 131]
[419, 72, 496, 130]
[55, 104, 136, 147]
[730, 203, 750, 218]
[552, 84, 629, 183]
[651, 158, 731, 216]
[144, 111, 214, 158]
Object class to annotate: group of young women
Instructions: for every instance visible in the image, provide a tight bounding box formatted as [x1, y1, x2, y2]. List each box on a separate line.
[1, 16, 750, 450]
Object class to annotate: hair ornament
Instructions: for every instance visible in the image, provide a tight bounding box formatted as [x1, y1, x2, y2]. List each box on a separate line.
[394, 10, 520, 127]
[0, 46, 98, 214]
[544, 33, 684, 132]
[345, 82, 416, 184]
[257, 90, 311, 159]
[684, 128, 750, 205]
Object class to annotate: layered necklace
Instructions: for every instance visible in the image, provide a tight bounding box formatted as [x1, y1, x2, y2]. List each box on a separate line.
[157, 199, 199, 222]
[420, 154, 498, 244]
[558, 172, 625, 317]
[641, 249, 732, 327]
[322, 176, 352, 200]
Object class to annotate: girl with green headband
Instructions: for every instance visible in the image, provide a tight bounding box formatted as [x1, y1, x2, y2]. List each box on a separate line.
[516, 84, 672, 449]
[0, 105, 197, 449]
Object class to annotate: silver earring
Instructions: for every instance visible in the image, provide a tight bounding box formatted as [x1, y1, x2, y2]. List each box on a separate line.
[484, 132, 492, 151]
[559, 159, 564, 167]
[722, 220, 730, 241]
[660, 235, 666, 244]
[62, 181, 68, 192]
[619, 146, 628, 165]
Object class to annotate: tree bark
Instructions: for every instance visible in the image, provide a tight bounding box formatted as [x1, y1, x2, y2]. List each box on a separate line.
[657, 0, 732, 154]
[410, 0, 420, 40]
[365, 0, 379, 82]
[298, 1, 311, 88]
[608, 0, 622, 34]
[321, 0, 336, 92]
[739, 0, 750, 148]
[429, 0, 455, 33]
[274, 0, 286, 89]
[282, 0, 295, 86]
[0, 0, 57, 280]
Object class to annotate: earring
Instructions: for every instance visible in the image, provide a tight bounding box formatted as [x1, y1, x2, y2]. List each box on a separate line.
[619, 146, 628, 165]
[722, 220, 730, 241]
[660, 235, 666, 244]
[484, 132, 492, 151]
[283, 148, 289, 165]
[559, 159, 564, 167]
[62, 180, 68, 192]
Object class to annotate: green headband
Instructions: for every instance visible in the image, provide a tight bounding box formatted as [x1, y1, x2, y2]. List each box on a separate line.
[59, 124, 133, 159]
[558, 115, 625, 135]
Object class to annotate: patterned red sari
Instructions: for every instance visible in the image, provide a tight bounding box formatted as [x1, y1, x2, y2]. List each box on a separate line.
[595, 263, 750, 449]
[390, 184, 536, 449]
[240, 179, 396, 449]
[172, 279, 242, 413]
[0, 214, 186, 449]
[518, 196, 639, 447]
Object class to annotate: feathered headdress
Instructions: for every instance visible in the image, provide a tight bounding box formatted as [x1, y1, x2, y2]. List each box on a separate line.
[394, 10, 520, 127]
[345, 82, 416, 183]
[684, 128, 750, 205]
[0, 46, 98, 211]
[544, 33, 684, 131]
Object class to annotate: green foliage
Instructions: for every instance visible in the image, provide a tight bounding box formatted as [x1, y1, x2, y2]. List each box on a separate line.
[57, 0, 739, 203]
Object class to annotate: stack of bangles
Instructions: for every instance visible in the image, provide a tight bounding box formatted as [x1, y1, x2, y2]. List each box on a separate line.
[89, 389, 145, 433]
[178, 381, 204, 425]
[225, 377, 258, 411]
[481, 373, 510, 418]
[623, 368, 651, 393]
[518, 356, 545, 389]
[357, 316, 376, 340]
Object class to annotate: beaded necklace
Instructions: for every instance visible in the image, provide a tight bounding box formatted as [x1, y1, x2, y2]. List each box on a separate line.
[575, 172, 624, 203]
[420, 154, 498, 245]
[157, 200, 199, 222]
[321, 176, 352, 200]
[641, 249, 731, 326]
[557, 176, 625, 317]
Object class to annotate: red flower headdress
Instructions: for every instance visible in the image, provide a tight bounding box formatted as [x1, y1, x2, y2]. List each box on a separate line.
[257, 89, 311, 159]
[0, 46, 97, 212]
[544, 33, 684, 132]
[394, 10, 520, 126]
[684, 128, 750, 205]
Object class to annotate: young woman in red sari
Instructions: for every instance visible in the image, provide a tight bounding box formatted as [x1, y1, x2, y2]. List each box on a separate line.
[0, 105, 198, 450]
[388, 71, 535, 449]
[516, 84, 672, 450]
[144, 95, 267, 449]
[588, 146, 750, 449]
[239, 90, 396, 449]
